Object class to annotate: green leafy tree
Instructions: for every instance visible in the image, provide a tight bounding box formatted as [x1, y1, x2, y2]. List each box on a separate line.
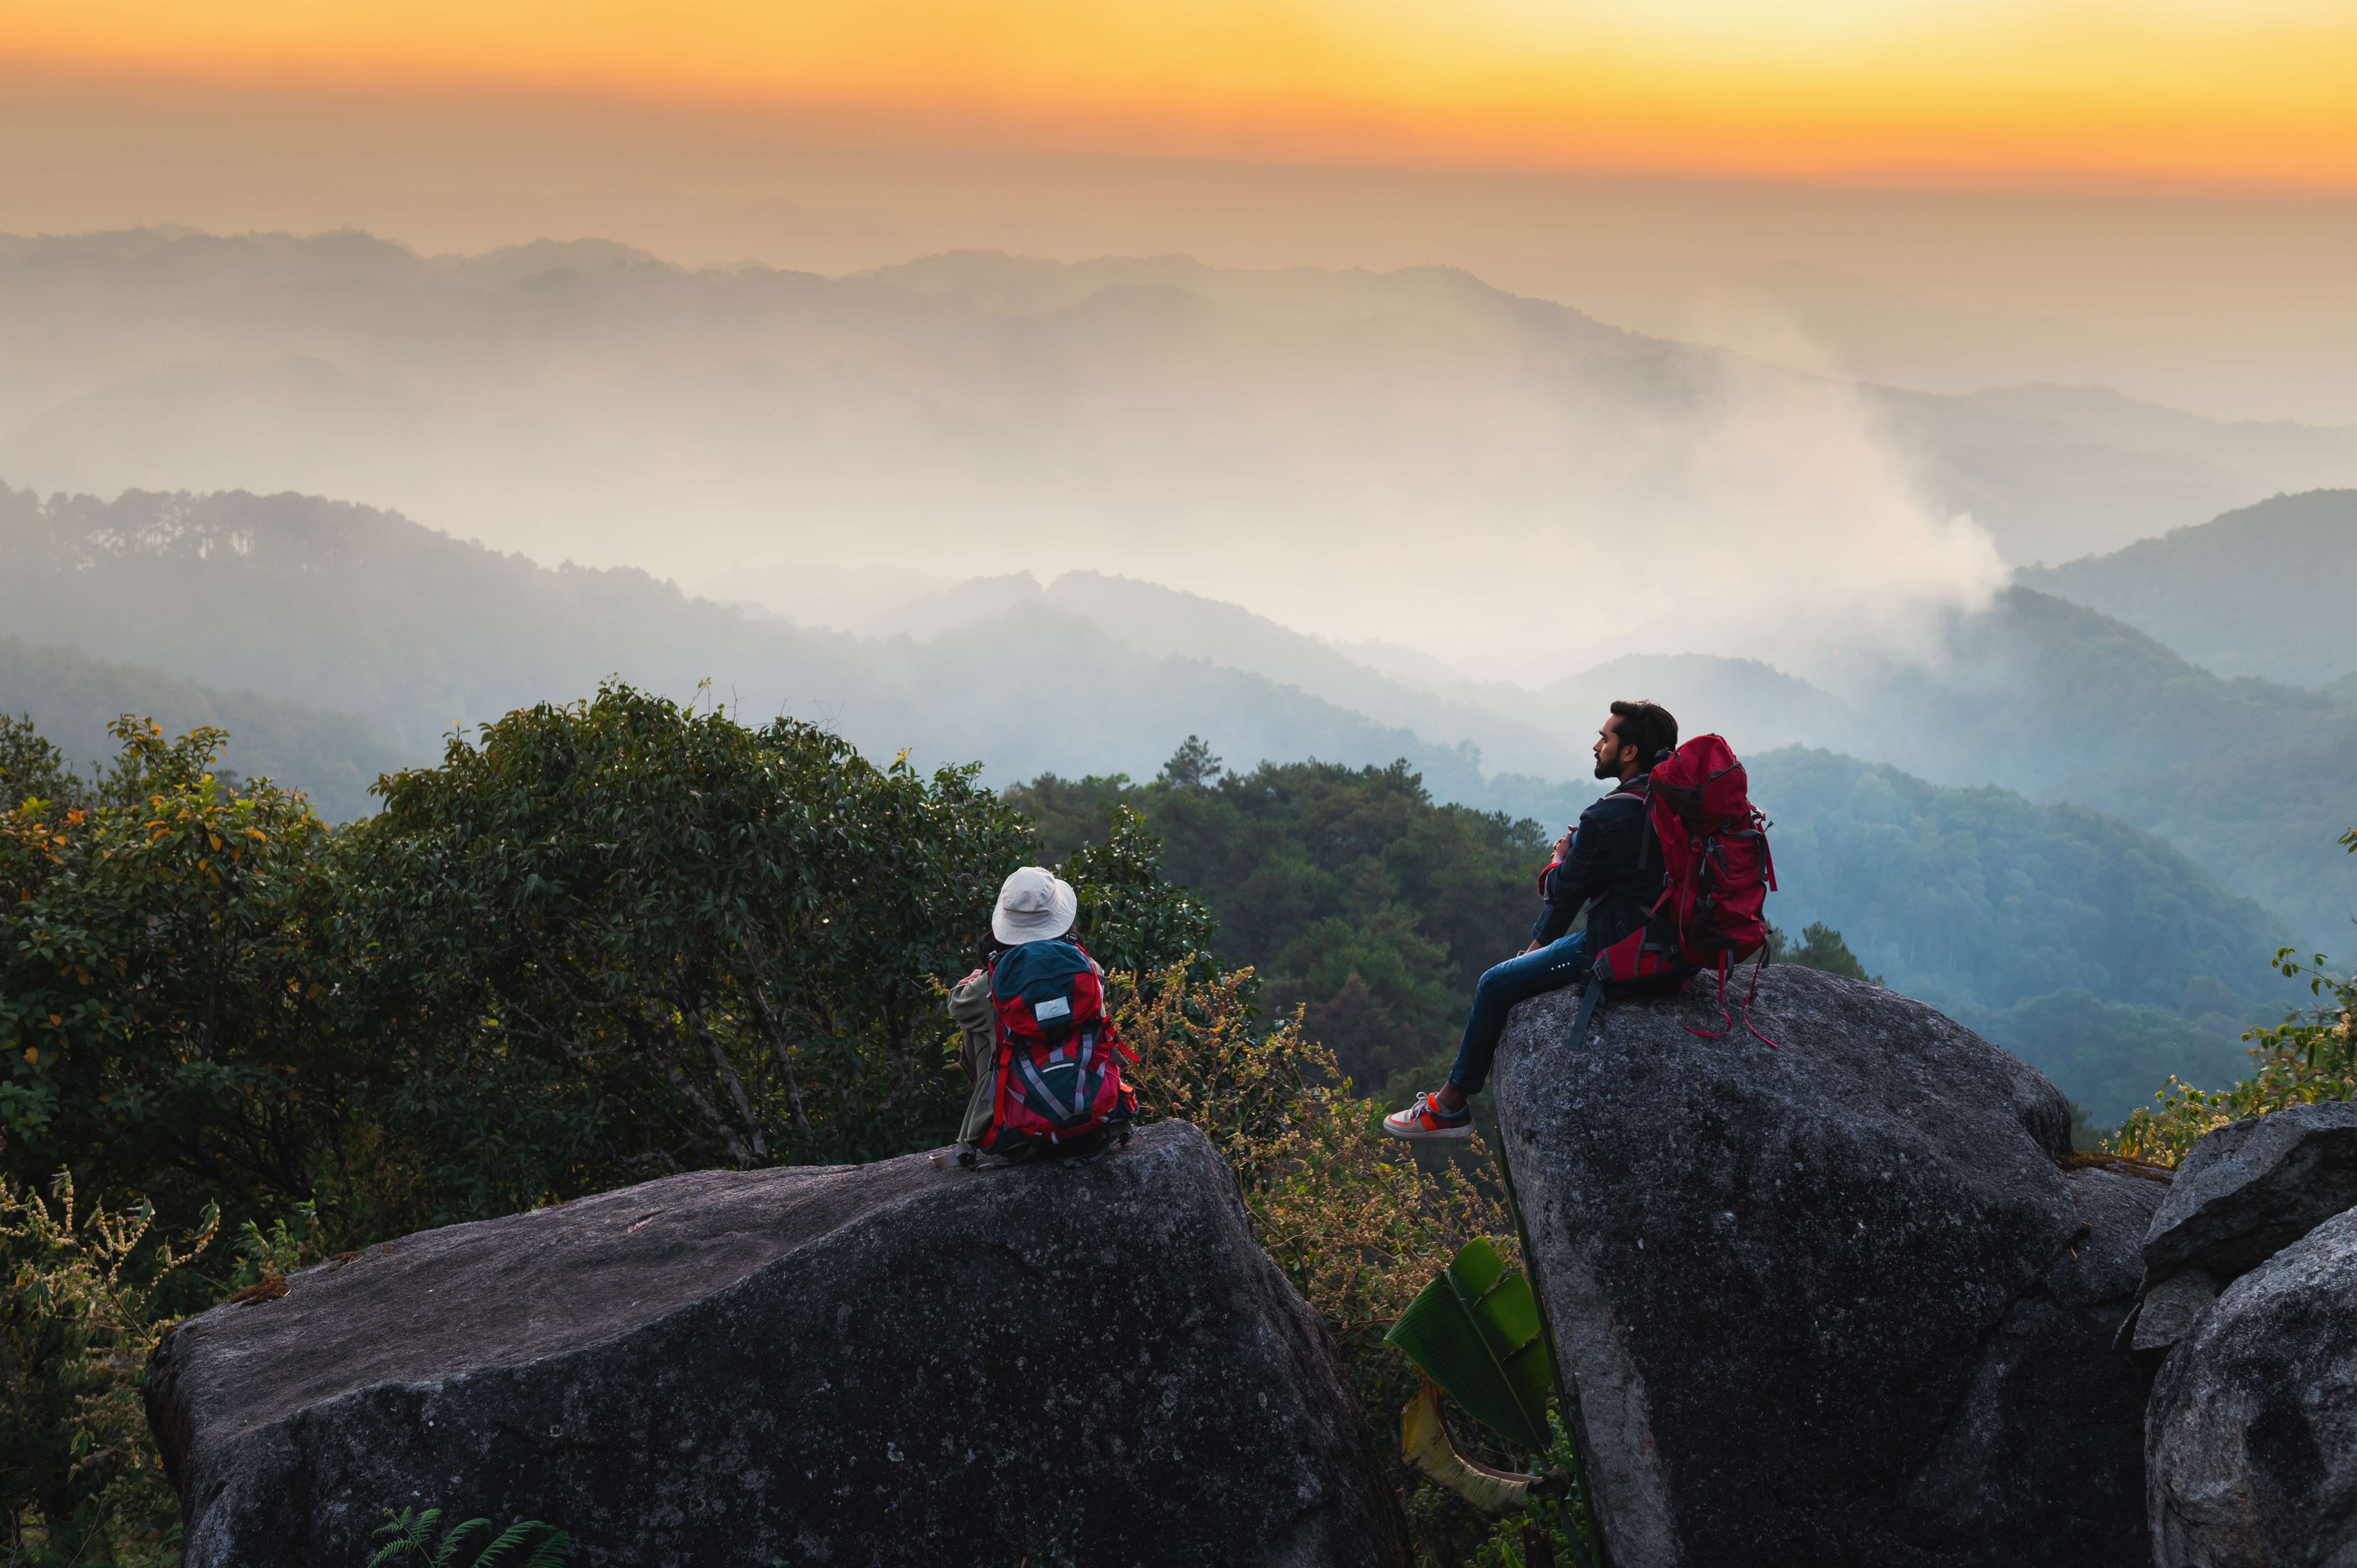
[0, 717, 353, 1224]
[339, 685, 1041, 1212]
[0, 715, 87, 821]
[1052, 804, 1216, 984]
[1272, 911, 1455, 1087]
[1767, 921, 1879, 983]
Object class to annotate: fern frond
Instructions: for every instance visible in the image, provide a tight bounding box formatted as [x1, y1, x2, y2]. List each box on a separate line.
[365, 1503, 569, 1568]
[432, 1517, 494, 1567]
[472, 1519, 562, 1568]
[368, 1506, 437, 1568]
[516, 1529, 573, 1568]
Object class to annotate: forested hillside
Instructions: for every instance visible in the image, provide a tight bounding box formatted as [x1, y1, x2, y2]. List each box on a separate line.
[2022, 489, 2357, 686]
[0, 634, 394, 819]
[1752, 747, 2288, 1121]
[1834, 586, 2357, 946]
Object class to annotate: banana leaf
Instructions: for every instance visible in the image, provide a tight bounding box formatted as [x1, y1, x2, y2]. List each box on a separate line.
[1383, 1238, 1553, 1451]
[1399, 1378, 1539, 1514]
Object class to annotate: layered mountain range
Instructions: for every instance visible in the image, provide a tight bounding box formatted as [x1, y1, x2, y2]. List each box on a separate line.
[5, 477, 2352, 1124]
[5, 233, 2351, 1125]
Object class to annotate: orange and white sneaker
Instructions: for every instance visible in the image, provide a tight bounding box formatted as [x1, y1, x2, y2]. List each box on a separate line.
[1382, 1091, 1474, 1141]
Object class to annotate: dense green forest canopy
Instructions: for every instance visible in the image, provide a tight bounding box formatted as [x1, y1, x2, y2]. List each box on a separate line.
[0, 696, 1207, 1240]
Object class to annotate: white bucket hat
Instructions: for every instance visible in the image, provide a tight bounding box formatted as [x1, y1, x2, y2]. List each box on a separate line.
[991, 866, 1080, 945]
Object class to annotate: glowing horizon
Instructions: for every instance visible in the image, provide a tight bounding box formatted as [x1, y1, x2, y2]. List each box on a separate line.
[6, 0, 2355, 189]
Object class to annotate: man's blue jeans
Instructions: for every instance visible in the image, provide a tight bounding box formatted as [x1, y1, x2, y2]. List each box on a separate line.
[1447, 931, 1592, 1097]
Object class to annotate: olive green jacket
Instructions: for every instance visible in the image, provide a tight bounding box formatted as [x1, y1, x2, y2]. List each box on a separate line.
[947, 969, 998, 1146]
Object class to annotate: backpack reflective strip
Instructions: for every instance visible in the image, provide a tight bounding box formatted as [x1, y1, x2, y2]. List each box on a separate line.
[1019, 1056, 1079, 1121]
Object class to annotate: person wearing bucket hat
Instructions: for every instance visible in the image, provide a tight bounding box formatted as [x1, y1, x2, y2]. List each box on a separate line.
[990, 864, 1080, 945]
[945, 867, 1090, 1152]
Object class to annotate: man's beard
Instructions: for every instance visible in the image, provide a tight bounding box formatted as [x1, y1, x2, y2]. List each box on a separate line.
[1593, 754, 1619, 780]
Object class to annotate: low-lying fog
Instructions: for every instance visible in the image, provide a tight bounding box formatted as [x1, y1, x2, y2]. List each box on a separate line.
[7, 232, 2355, 685]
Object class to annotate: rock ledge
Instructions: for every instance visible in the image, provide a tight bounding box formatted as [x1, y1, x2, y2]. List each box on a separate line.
[149, 1121, 1407, 1568]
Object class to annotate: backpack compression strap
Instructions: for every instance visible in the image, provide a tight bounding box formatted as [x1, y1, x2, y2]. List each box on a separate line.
[1682, 949, 1780, 1048]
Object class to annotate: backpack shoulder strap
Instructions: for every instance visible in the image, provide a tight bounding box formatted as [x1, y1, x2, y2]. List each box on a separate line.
[1607, 779, 1658, 869]
[1564, 973, 1607, 1049]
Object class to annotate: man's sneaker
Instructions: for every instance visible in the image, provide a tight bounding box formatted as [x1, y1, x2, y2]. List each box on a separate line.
[1383, 1091, 1474, 1141]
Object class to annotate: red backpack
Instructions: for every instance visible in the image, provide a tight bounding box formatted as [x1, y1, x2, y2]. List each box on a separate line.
[1585, 734, 1780, 1045]
[978, 938, 1139, 1158]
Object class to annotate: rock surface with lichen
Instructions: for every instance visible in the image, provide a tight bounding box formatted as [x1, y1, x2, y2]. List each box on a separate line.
[146, 1121, 1408, 1568]
[1491, 965, 2157, 1568]
[2147, 1205, 2357, 1567]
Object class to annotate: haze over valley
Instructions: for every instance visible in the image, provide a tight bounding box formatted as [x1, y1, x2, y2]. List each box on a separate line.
[11, 230, 2357, 675]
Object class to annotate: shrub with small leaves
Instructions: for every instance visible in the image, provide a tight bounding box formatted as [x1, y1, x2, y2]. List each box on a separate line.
[1118, 964, 1512, 1445]
[2111, 830, 2357, 1165]
[0, 1170, 217, 1564]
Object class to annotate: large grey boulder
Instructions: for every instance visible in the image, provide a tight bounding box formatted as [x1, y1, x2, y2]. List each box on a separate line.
[2147, 1206, 2357, 1566]
[2141, 1101, 2357, 1284]
[146, 1122, 1408, 1568]
[1492, 966, 2157, 1568]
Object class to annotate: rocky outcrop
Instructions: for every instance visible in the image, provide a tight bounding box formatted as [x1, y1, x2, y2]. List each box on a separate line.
[2130, 1270, 2221, 1354]
[147, 1122, 1408, 1568]
[2140, 1101, 2357, 1284]
[2147, 1207, 2357, 1566]
[1491, 966, 2155, 1568]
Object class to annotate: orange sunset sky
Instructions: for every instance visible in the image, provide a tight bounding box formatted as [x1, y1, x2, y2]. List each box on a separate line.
[5, 0, 2355, 186]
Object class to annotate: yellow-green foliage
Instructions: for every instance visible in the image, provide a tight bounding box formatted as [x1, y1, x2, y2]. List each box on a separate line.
[2112, 830, 2357, 1165]
[0, 1172, 216, 1566]
[1119, 964, 1512, 1420]
[2112, 989, 2357, 1164]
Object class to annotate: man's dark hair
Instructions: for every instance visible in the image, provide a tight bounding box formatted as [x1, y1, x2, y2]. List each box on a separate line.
[1608, 699, 1679, 765]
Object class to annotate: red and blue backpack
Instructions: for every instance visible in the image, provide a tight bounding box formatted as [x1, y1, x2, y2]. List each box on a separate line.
[978, 938, 1139, 1158]
[1580, 734, 1781, 1046]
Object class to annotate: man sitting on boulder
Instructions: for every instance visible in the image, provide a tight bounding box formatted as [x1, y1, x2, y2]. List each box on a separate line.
[1384, 699, 1679, 1140]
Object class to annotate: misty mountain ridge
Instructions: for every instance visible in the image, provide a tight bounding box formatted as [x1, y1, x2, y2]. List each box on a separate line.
[697, 557, 1895, 779]
[2019, 488, 2357, 687]
[1875, 383, 2357, 568]
[7, 471, 2353, 1116]
[0, 633, 396, 820]
[8, 227, 2355, 661]
[7, 474, 2355, 959]
[0, 479, 1606, 825]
